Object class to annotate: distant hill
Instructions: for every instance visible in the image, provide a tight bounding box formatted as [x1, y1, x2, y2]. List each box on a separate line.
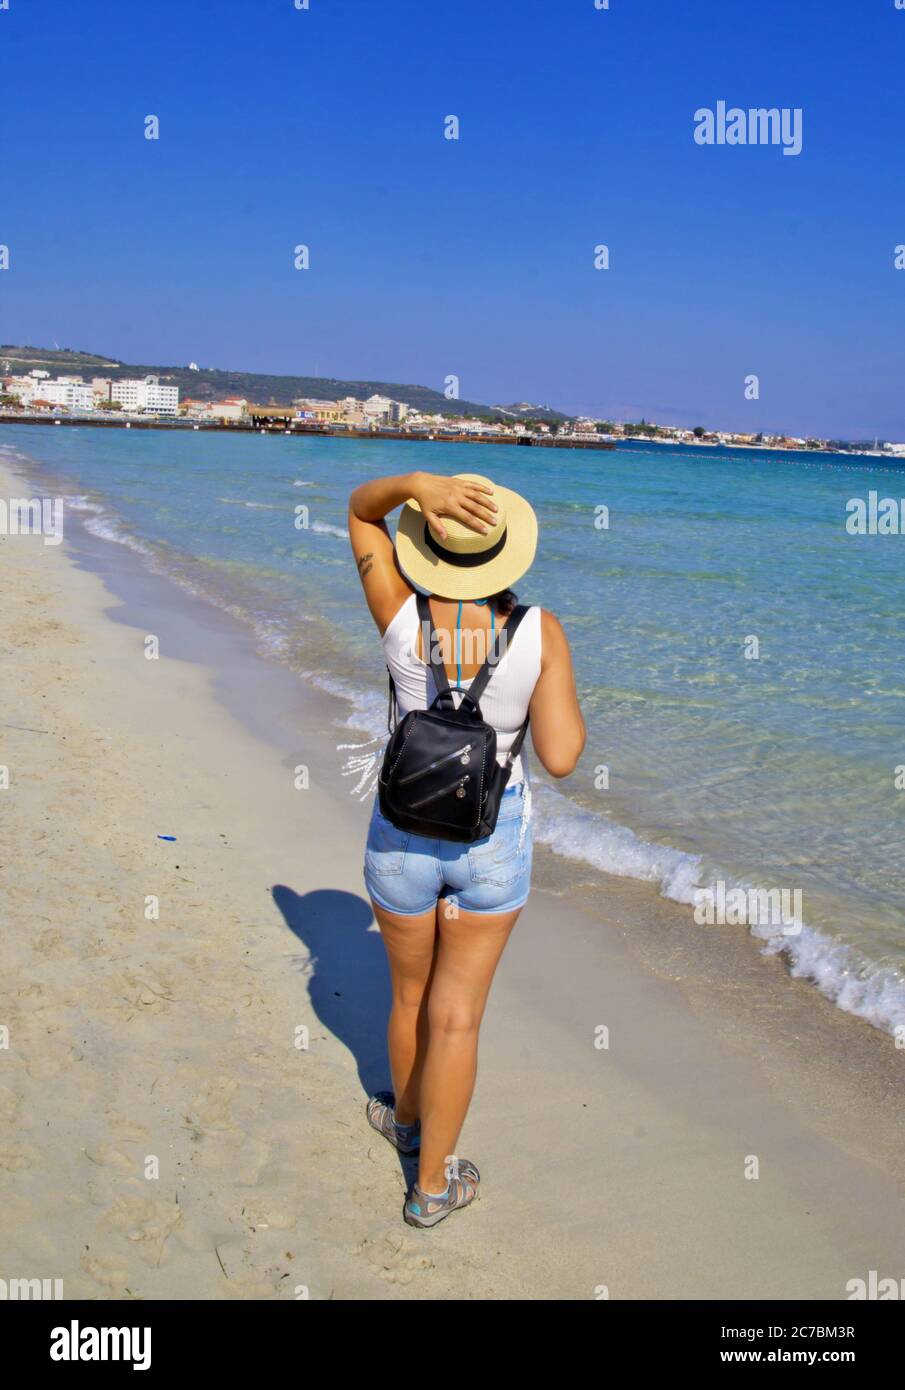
[493, 400, 570, 423]
[0, 345, 550, 421]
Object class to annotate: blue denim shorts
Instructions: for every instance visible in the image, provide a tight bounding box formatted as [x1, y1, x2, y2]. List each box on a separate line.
[364, 782, 533, 916]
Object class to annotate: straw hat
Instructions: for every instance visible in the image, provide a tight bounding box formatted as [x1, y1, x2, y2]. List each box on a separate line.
[394, 472, 538, 600]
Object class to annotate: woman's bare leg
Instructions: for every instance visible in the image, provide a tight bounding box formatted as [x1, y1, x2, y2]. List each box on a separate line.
[370, 901, 438, 1125]
[417, 900, 523, 1194]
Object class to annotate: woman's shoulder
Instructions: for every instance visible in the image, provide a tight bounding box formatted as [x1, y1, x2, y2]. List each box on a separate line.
[527, 605, 563, 632]
[381, 591, 418, 646]
[535, 608, 570, 664]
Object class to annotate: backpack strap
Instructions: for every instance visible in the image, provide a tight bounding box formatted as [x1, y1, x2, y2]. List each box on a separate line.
[415, 591, 451, 697]
[505, 711, 530, 771]
[467, 604, 529, 706]
[471, 604, 531, 771]
[416, 593, 530, 732]
[386, 667, 398, 732]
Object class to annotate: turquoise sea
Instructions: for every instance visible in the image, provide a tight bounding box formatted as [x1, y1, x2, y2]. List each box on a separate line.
[4, 425, 905, 1033]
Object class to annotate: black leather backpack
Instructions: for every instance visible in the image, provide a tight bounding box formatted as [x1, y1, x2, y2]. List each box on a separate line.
[377, 592, 530, 843]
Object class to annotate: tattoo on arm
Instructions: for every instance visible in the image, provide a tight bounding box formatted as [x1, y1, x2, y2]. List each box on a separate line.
[356, 552, 374, 581]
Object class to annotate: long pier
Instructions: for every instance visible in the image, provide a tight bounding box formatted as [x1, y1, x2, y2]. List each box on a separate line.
[0, 414, 616, 450]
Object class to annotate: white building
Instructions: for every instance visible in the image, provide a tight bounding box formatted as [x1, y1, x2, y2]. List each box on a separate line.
[41, 379, 95, 410]
[338, 396, 367, 425]
[4, 375, 39, 403]
[5, 372, 93, 409]
[356, 394, 407, 425]
[111, 375, 179, 415]
[5, 370, 50, 402]
[203, 398, 247, 422]
[362, 394, 393, 423]
[92, 377, 114, 401]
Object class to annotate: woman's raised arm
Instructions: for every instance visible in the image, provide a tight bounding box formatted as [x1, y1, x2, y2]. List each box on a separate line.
[348, 472, 496, 634]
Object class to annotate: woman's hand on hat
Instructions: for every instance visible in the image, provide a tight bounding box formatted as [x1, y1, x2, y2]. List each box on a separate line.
[411, 472, 498, 540]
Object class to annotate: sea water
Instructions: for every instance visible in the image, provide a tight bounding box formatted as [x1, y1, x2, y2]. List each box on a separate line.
[3, 425, 904, 1033]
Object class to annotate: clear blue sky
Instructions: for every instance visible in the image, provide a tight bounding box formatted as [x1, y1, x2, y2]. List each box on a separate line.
[2, 0, 904, 438]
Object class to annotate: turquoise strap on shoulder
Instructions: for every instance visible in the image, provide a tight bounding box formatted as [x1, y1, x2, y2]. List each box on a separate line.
[460, 598, 494, 687]
[467, 594, 494, 686]
[456, 598, 463, 687]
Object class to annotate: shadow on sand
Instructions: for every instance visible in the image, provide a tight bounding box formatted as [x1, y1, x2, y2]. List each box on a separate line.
[272, 885, 391, 1099]
[272, 885, 419, 1187]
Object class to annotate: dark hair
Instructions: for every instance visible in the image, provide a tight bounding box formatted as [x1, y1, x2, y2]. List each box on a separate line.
[427, 588, 517, 613]
[486, 588, 517, 615]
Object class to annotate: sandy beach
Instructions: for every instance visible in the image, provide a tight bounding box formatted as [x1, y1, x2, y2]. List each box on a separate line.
[2, 453, 905, 1301]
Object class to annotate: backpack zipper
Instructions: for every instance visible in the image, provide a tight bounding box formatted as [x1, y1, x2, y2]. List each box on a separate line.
[398, 742, 473, 786]
[409, 774, 471, 809]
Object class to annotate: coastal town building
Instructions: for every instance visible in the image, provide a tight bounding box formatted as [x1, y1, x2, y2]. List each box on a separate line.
[0, 367, 895, 455]
[4, 374, 39, 403]
[1, 371, 179, 416]
[205, 398, 247, 422]
[246, 404, 297, 426]
[338, 396, 367, 425]
[293, 397, 345, 423]
[363, 394, 390, 422]
[362, 393, 404, 424]
[290, 393, 409, 426]
[4, 371, 94, 410]
[178, 397, 247, 421]
[39, 379, 95, 410]
[110, 375, 180, 415]
[4, 371, 48, 403]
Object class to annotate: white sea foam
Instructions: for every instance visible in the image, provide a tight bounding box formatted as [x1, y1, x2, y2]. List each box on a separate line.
[217, 497, 283, 509]
[63, 494, 155, 558]
[63, 494, 109, 519]
[61, 492, 323, 660]
[531, 781, 905, 1036]
[63, 493, 272, 627]
[310, 520, 349, 539]
[242, 615, 293, 660]
[755, 914, 905, 1034]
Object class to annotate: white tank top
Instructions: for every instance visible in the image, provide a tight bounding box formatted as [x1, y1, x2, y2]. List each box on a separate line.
[382, 594, 542, 784]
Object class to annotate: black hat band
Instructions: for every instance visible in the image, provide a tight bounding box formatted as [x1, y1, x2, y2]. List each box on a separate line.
[423, 522, 508, 567]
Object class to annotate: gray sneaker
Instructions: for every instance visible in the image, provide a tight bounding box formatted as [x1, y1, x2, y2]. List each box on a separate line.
[366, 1091, 421, 1155]
[404, 1160, 480, 1228]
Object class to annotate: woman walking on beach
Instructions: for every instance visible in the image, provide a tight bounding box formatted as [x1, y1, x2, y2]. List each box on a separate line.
[349, 470, 585, 1227]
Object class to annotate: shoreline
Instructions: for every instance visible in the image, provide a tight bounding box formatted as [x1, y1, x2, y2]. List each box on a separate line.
[6, 428, 905, 1041]
[9, 432, 903, 1042]
[9, 412, 904, 461]
[0, 414, 616, 450]
[3, 452, 905, 1298]
[4, 416, 901, 463]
